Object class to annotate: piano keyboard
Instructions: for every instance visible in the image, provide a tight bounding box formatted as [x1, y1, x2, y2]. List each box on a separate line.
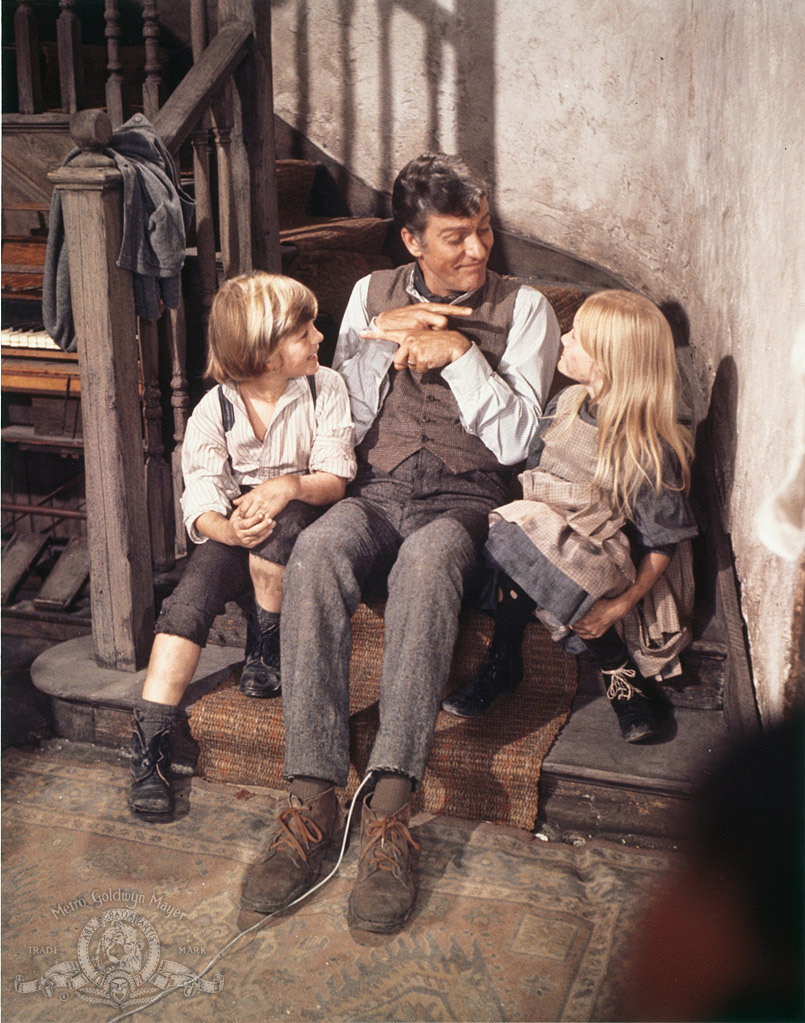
[1, 325, 61, 352]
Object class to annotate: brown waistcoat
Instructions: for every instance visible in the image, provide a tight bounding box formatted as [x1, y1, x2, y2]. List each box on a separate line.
[361, 265, 521, 474]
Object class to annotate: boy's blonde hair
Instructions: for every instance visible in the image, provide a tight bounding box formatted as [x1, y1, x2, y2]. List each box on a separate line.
[569, 289, 693, 512]
[205, 272, 318, 383]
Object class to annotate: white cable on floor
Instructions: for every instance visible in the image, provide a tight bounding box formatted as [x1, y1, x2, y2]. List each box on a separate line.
[106, 771, 373, 1023]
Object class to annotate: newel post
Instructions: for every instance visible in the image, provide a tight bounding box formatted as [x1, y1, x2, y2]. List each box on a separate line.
[48, 110, 154, 671]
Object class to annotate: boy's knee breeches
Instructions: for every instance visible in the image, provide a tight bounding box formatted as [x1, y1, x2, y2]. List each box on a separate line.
[156, 501, 323, 645]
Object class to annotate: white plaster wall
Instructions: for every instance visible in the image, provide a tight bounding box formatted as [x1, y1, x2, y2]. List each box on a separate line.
[270, 0, 805, 720]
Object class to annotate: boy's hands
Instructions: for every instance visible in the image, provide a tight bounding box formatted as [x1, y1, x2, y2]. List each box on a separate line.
[225, 505, 276, 548]
[232, 476, 301, 534]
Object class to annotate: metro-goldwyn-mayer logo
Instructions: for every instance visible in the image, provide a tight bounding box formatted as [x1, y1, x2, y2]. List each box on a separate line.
[14, 904, 223, 1009]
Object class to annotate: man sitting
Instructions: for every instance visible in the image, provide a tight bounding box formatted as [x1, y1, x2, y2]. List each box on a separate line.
[239, 153, 561, 933]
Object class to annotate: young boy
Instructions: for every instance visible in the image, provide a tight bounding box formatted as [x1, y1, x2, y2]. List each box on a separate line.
[129, 272, 356, 822]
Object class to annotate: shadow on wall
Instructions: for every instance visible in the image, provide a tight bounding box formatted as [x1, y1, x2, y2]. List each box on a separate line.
[281, 0, 498, 203]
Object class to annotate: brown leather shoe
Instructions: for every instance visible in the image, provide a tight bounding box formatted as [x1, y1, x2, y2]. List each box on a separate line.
[240, 787, 343, 917]
[347, 795, 421, 933]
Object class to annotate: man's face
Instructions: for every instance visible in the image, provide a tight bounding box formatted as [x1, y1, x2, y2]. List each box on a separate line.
[402, 197, 493, 296]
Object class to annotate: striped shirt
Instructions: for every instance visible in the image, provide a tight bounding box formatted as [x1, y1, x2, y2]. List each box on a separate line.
[181, 367, 356, 543]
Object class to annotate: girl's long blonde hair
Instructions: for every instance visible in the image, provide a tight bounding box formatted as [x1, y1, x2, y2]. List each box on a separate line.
[570, 289, 693, 513]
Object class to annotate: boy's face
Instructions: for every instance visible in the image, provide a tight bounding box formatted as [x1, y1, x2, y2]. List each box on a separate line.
[272, 319, 322, 379]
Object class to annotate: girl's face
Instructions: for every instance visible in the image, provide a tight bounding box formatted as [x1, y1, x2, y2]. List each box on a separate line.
[557, 320, 603, 397]
[271, 319, 322, 379]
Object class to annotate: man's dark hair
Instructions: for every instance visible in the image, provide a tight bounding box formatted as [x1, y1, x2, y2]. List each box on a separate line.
[391, 153, 488, 239]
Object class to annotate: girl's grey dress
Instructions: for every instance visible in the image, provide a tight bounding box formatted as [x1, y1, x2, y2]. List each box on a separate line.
[484, 386, 699, 677]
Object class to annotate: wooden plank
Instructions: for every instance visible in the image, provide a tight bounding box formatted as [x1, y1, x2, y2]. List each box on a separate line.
[33, 536, 89, 611]
[0, 358, 81, 395]
[152, 21, 251, 156]
[538, 773, 693, 846]
[1, 531, 49, 604]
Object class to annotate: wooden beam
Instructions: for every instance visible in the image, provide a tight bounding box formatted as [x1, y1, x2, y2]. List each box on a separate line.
[48, 110, 154, 671]
[232, 2, 281, 271]
[152, 21, 252, 156]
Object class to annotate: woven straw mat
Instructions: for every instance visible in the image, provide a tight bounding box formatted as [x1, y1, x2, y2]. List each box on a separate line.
[189, 603, 578, 831]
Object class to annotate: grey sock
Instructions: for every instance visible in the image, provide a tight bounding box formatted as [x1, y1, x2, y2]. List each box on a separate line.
[290, 776, 332, 802]
[371, 774, 412, 815]
[133, 698, 179, 741]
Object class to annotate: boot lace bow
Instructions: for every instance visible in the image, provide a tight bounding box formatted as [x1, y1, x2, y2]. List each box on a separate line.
[603, 664, 638, 701]
[270, 799, 325, 864]
[363, 815, 422, 873]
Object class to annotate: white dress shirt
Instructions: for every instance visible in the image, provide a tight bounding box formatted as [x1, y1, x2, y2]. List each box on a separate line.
[332, 269, 561, 466]
[181, 367, 356, 542]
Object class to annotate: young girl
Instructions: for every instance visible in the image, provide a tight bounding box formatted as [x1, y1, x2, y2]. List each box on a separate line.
[129, 272, 356, 820]
[442, 289, 698, 742]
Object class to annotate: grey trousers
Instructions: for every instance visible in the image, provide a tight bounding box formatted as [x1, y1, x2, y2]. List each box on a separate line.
[281, 450, 508, 788]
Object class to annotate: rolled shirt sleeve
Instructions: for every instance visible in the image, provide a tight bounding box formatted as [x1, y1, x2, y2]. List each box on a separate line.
[307, 369, 358, 480]
[333, 275, 396, 444]
[442, 286, 559, 465]
[180, 390, 240, 543]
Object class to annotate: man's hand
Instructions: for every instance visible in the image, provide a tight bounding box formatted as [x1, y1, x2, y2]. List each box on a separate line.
[389, 328, 471, 371]
[361, 301, 472, 338]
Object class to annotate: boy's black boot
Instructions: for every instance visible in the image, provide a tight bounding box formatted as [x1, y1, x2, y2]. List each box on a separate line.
[128, 705, 176, 822]
[239, 606, 281, 698]
[440, 633, 523, 718]
[602, 660, 668, 743]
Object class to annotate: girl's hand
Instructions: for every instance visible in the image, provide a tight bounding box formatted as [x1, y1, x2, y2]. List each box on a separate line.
[572, 595, 631, 640]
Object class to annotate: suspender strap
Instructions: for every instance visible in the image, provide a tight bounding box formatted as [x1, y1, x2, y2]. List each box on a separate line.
[219, 374, 317, 442]
[218, 385, 235, 433]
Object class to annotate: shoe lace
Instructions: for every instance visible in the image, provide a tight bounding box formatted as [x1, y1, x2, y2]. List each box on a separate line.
[363, 815, 422, 872]
[270, 800, 324, 864]
[603, 663, 638, 701]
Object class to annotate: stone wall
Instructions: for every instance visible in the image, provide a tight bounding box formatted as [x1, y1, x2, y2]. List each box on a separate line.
[269, 0, 805, 721]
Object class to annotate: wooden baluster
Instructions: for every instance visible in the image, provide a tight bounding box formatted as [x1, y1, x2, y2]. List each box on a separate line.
[220, 0, 281, 271]
[211, 83, 239, 277]
[190, 0, 218, 335]
[138, 318, 175, 572]
[57, 0, 86, 113]
[162, 304, 190, 558]
[142, 0, 162, 121]
[14, 2, 44, 114]
[104, 0, 126, 127]
[48, 110, 154, 671]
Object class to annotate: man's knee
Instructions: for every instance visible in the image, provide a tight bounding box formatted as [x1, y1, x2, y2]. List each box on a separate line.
[391, 518, 476, 593]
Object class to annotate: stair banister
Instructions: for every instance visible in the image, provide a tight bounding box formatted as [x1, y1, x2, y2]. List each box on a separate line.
[48, 109, 155, 672]
[151, 21, 252, 158]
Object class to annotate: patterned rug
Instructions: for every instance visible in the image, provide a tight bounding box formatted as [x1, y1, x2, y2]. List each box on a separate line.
[189, 605, 579, 830]
[2, 744, 678, 1023]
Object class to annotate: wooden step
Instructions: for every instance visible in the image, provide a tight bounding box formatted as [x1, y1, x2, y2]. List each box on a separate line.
[276, 159, 318, 222]
[280, 215, 390, 255]
[1, 532, 49, 604]
[33, 536, 89, 611]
